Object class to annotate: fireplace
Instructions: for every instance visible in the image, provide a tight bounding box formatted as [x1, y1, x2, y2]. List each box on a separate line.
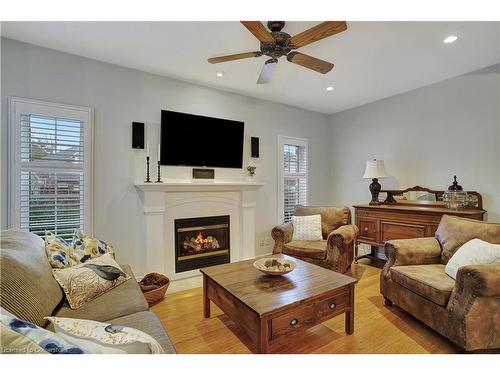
[174, 215, 230, 273]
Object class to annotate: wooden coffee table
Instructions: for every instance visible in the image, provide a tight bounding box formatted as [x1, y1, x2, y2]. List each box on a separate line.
[200, 254, 357, 353]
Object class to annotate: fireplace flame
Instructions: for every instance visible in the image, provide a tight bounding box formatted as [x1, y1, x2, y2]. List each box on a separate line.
[195, 231, 206, 244]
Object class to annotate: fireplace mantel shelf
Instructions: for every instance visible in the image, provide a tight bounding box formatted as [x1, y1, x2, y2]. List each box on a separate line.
[135, 180, 264, 192]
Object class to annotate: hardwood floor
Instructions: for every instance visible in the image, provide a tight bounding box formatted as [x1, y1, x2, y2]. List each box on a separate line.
[151, 261, 459, 354]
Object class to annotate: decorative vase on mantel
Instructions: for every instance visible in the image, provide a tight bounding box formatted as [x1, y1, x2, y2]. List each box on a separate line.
[246, 165, 256, 181]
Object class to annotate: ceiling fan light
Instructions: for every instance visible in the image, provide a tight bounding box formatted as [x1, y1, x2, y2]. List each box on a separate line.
[443, 35, 458, 44]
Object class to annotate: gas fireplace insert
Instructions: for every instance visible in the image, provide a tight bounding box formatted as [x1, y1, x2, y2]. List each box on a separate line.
[174, 215, 230, 273]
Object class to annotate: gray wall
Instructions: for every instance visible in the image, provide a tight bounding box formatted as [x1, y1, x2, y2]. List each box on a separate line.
[329, 64, 500, 221]
[1, 38, 332, 274]
[3, 36, 499, 276]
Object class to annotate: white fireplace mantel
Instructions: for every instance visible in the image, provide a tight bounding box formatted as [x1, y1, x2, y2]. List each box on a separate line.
[135, 179, 264, 193]
[135, 179, 263, 291]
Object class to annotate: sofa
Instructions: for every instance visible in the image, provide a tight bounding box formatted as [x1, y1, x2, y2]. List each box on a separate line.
[0, 228, 176, 353]
[381, 215, 500, 352]
[271, 205, 358, 274]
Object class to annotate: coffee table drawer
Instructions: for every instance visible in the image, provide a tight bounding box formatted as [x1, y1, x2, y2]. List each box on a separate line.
[270, 304, 316, 340]
[314, 292, 348, 321]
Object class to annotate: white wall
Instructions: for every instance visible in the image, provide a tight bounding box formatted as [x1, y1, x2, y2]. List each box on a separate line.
[329, 64, 500, 222]
[1, 38, 332, 275]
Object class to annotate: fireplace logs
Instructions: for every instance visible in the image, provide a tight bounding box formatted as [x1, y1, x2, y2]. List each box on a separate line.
[182, 232, 221, 253]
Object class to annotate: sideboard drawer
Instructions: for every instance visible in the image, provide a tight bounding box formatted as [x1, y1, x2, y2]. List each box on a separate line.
[270, 304, 316, 340]
[381, 221, 426, 242]
[358, 218, 378, 242]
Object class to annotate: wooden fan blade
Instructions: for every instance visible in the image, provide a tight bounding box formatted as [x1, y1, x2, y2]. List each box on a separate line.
[208, 51, 262, 64]
[240, 21, 274, 43]
[289, 21, 347, 48]
[287, 52, 334, 74]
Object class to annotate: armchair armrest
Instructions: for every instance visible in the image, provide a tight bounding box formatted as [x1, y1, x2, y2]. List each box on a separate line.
[325, 224, 358, 273]
[447, 263, 500, 350]
[385, 237, 442, 266]
[271, 222, 294, 254]
[383, 237, 442, 280]
[327, 224, 358, 248]
[454, 264, 500, 298]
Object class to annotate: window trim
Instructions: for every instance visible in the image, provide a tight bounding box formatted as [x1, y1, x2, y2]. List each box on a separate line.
[277, 135, 309, 224]
[8, 97, 94, 233]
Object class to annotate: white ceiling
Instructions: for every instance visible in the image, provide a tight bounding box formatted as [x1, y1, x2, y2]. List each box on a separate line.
[2, 21, 499, 114]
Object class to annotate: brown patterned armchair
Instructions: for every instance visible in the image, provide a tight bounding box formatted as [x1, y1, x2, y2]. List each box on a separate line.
[271, 205, 358, 274]
[381, 215, 500, 352]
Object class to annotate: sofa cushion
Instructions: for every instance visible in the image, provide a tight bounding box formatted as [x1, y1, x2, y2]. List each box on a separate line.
[0, 229, 63, 327]
[54, 265, 148, 322]
[294, 205, 350, 239]
[48, 316, 165, 354]
[283, 240, 327, 260]
[436, 215, 500, 264]
[390, 264, 455, 306]
[106, 311, 176, 354]
[52, 254, 130, 309]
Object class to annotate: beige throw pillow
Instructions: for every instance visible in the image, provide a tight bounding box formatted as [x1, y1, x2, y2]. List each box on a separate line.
[52, 253, 130, 309]
[291, 214, 323, 241]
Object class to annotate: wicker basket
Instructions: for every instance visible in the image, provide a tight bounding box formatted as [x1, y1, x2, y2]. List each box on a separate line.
[139, 273, 170, 307]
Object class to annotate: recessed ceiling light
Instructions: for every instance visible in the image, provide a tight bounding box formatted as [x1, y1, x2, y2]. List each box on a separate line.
[443, 35, 458, 44]
[216, 72, 224, 77]
[326, 86, 334, 91]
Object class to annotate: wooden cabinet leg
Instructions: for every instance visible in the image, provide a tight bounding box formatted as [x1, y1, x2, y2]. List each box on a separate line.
[354, 241, 359, 264]
[345, 285, 354, 335]
[203, 275, 210, 318]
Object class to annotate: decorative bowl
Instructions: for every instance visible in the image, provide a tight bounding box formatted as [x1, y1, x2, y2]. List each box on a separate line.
[253, 257, 297, 276]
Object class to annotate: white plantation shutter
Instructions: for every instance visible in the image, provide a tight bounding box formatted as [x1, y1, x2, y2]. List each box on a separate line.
[278, 136, 308, 223]
[9, 98, 93, 241]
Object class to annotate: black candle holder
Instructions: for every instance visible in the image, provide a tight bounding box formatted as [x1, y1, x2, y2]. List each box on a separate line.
[155, 161, 163, 183]
[144, 156, 151, 183]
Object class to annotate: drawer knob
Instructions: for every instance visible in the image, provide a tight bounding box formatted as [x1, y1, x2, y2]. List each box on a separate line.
[364, 227, 369, 231]
[290, 319, 298, 327]
[329, 303, 336, 309]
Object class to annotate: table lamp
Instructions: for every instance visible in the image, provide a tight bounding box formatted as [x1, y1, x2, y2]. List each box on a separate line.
[363, 159, 388, 205]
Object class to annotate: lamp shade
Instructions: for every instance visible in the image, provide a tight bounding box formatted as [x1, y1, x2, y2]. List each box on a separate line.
[363, 159, 388, 179]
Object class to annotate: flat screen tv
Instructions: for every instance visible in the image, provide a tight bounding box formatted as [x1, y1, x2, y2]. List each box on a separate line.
[160, 110, 244, 168]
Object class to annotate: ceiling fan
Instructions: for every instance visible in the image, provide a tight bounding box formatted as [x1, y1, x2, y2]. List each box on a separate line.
[208, 21, 347, 84]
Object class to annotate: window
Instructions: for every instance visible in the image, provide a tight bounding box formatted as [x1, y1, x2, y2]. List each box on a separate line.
[278, 136, 308, 223]
[9, 97, 93, 240]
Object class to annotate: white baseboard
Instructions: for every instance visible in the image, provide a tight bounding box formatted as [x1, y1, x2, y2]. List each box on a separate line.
[167, 275, 203, 293]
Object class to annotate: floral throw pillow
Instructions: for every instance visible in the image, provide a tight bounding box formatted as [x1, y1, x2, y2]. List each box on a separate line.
[71, 230, 115, 263]
[0, 308, 87, 354]
[52, 253, 130, 309]
[44, 231, 78, 269]
[46, 317, 165, 354]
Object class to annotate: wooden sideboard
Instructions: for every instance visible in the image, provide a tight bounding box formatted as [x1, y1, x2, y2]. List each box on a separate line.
[353, 203, 486, 262]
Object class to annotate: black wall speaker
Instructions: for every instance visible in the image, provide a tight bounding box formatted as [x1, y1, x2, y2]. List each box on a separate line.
[132, 122, 145, 149]
[251, 137, 259, 158]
